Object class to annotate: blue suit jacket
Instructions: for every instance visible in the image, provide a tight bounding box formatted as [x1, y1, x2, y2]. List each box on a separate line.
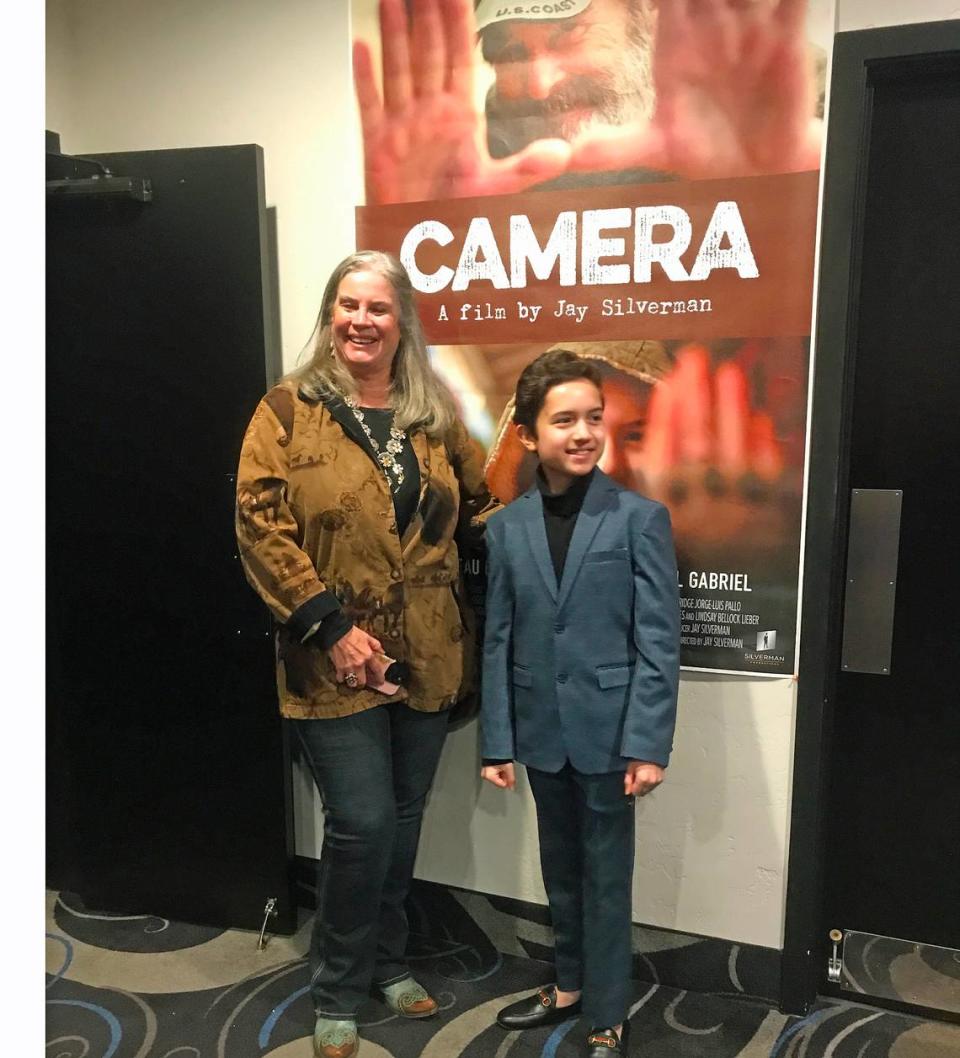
[480, 469, 680, 774]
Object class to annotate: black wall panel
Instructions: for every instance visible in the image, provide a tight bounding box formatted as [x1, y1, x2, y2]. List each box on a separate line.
[47, 145, 295, 932]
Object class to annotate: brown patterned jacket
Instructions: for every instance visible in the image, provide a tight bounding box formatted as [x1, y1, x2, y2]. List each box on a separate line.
[236, 381, 496, 719]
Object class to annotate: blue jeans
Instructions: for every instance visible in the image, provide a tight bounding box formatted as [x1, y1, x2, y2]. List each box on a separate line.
[527, 764, 636, 1028]
[292, 703, 449, 1017]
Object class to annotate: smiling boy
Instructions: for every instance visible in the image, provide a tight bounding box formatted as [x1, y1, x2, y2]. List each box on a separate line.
[480, 349, 680, 1056]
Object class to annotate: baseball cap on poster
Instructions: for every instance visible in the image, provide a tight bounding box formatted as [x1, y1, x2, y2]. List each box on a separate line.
[474, 0, 593, 32]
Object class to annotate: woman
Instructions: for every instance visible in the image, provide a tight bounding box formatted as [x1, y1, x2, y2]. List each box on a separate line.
[236, 250, 495, 1058]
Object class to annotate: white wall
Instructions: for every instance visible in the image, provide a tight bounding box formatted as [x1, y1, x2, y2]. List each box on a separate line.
[47, 0, 958, 951]
[46, 0, 358, 367]
[837, 0, 960, 29]
[46, 0, 78, 143]
[296, 675, 796, 948]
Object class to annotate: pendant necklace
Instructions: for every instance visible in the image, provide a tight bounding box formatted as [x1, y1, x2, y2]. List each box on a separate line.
[344, 396, 406, 492]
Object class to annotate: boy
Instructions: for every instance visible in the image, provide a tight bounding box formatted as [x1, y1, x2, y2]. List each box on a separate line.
[480, 350, 680, 1057]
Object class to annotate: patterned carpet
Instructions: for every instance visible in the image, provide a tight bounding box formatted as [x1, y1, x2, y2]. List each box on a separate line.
[45, 881, 960, 1058]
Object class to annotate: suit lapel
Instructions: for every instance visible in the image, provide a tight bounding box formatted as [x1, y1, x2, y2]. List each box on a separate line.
[556, 471, 615, 611]
[520, 486, 558, 603]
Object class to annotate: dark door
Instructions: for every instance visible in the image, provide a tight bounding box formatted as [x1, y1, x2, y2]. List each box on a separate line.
[47, 145, 296, 933]
[821, 58, 960, 1010]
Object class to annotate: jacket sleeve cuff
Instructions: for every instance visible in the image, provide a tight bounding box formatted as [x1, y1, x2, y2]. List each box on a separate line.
[481, 758, 513, 767]
[287, 591, 343, 642]
[621, 745, 670, 768]
[311, 610, 354, 651]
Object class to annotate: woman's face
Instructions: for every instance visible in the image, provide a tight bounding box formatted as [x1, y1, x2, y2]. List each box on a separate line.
[331, 269, 402, 378]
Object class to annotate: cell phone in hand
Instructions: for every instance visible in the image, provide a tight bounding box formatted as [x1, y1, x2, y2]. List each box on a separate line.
[368, 653, 400, 695]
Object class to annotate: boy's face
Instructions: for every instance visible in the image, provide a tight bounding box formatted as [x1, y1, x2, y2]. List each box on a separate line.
[517, 378, 606, 490]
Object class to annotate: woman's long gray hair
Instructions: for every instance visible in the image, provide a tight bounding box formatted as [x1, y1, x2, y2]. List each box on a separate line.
[291, 250, 457, 437]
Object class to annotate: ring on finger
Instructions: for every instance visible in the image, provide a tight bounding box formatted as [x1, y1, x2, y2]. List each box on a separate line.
[344, 671, 359, 688]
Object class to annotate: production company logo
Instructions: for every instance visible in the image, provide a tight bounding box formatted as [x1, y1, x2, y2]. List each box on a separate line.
[756, 630, 777, 652]
[742, 630, 786, 666]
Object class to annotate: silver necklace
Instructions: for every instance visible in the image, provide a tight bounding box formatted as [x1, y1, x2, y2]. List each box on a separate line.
[344, 396, 406, 492]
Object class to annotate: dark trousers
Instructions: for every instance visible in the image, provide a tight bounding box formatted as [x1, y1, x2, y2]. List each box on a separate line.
[292, 703, 449, 1017]
[527, 763, 636, 1028]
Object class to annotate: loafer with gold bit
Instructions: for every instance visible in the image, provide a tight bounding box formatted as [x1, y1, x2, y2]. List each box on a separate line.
[496, 985, 583, 1030]
[379, 975, 439, 1018]
[586, 1020, 631, 1057]
[312, 1017, 358, 1058]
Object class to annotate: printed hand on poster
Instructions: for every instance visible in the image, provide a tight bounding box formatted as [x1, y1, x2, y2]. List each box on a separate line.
[567, 0, 823, 180]
[353, 0, 825, 205]
[614, 342, 795, 552]
[353, 0, 571, 206]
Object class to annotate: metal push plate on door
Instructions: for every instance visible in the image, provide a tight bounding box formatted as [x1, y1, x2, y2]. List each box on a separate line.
[841, 489, 902, 674]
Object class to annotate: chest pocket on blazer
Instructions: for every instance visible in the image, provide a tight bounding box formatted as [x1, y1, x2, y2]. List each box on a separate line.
[583, 548, 629, 564]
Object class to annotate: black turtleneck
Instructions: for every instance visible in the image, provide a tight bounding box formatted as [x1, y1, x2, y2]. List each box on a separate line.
[536, 466, 594, 584]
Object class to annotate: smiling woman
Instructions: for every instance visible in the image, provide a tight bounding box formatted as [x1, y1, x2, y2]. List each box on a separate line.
[331, 270, 402, 377]
[235, 250, 500, 1058]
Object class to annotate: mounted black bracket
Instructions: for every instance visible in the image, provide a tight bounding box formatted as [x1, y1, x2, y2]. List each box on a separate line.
[46, 130, 152, 202]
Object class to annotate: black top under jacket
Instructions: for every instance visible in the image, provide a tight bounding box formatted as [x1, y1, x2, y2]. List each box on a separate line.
[356, 406, 421, 537]
[536, 465, 595, 583]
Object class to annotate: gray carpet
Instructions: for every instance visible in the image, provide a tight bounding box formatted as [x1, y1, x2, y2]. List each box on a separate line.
[45, 885, 960, 1057]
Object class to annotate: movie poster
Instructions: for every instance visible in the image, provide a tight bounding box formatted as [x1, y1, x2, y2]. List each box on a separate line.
[351, 0, 832, 675]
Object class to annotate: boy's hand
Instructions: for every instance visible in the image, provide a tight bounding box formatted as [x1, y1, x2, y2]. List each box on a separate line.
[625, 761, 665, 797]
[481, 763, 516, 790]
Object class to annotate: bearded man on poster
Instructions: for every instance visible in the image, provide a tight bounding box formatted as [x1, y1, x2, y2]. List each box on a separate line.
[353, 0, 824, 206]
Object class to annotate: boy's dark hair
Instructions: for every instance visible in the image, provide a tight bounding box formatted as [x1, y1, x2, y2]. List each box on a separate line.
[513, 349, 603, 433]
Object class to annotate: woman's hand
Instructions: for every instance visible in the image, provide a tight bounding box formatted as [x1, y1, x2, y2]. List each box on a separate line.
[481, 763, 516, 790]
[625, 761, 665, 797]
[328, 626, 383, 688]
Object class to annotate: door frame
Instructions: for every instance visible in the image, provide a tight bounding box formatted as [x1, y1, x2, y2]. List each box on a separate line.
[779, 18, 960, 1015]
